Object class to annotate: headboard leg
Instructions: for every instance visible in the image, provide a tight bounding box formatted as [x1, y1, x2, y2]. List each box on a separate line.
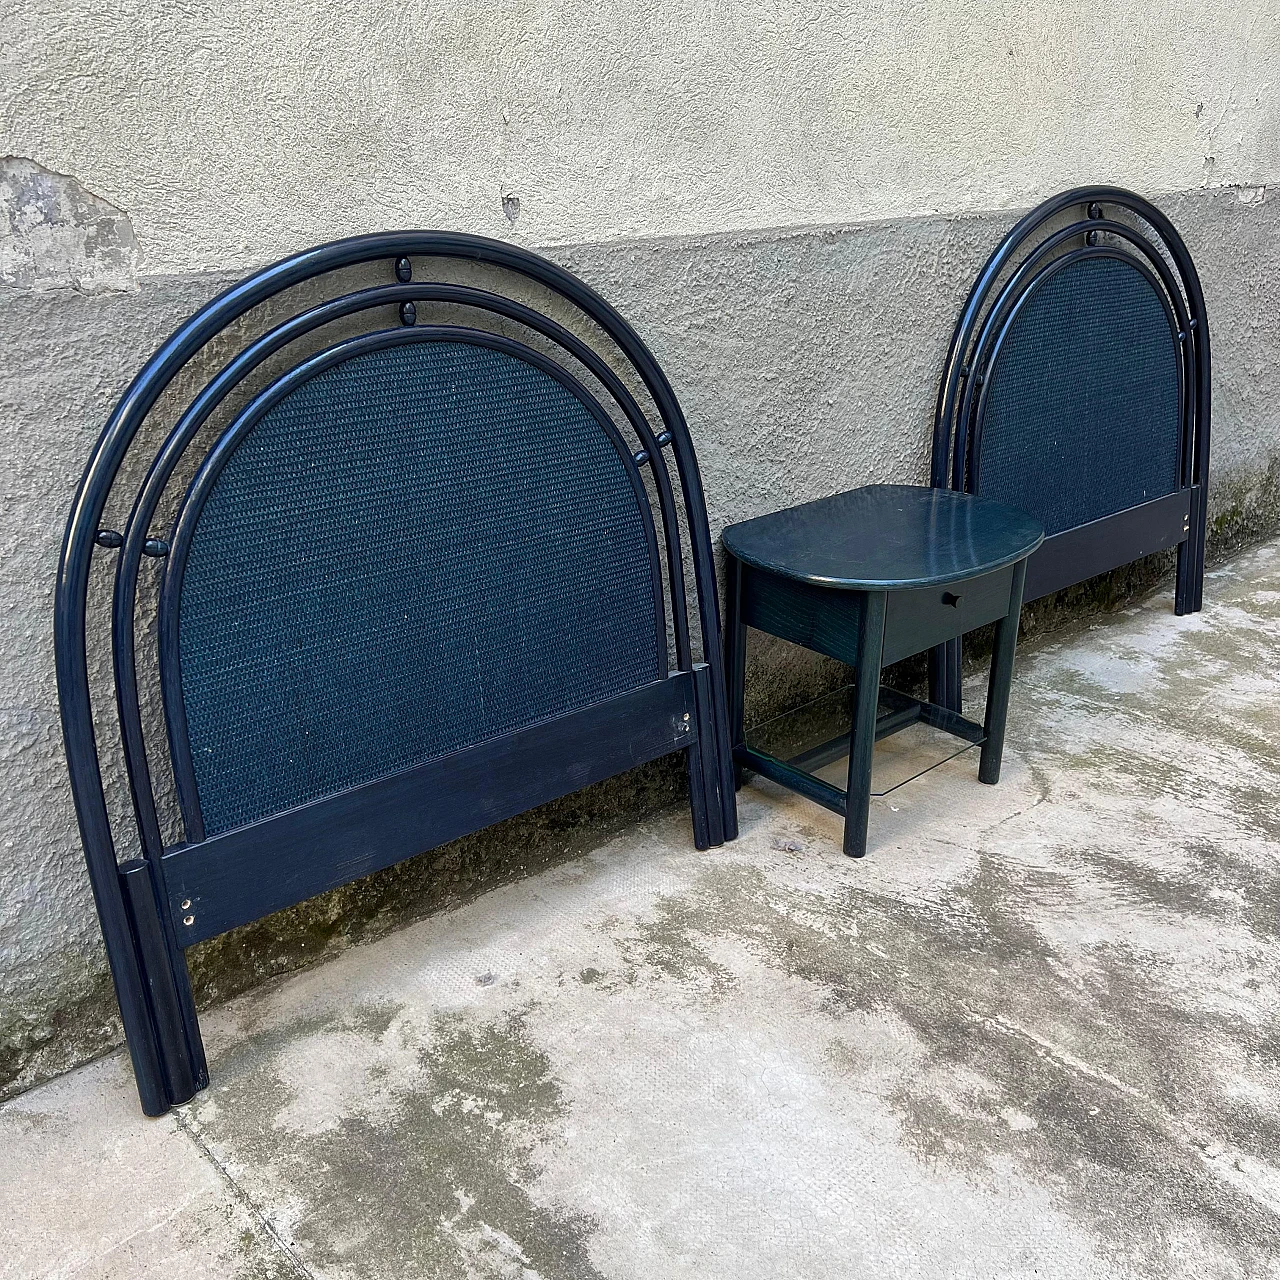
[119, 859, 206, 1112]
[685, 664, 720, 849]
[1175, 486, 1206, 615]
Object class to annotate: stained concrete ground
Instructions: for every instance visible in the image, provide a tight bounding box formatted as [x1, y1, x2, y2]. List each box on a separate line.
[6, 540, 1280, 1280]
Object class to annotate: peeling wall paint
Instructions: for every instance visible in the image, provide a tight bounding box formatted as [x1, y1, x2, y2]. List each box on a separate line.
[0, 158, 138, 294]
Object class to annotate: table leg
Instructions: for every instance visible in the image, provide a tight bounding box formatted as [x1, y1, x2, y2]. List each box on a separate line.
[724, 555, 747, 791]
[844, 591, 887, 858]
[979, 559, 1028, 785]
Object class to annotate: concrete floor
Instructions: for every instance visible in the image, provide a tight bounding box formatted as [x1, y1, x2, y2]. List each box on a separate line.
[6, 542, 1280, 1280]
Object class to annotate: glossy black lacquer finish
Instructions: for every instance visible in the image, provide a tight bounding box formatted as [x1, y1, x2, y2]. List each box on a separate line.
[55, 231, 736, 1115]
[929, 186, 1210, 712]
[721, 485, 1043, 589]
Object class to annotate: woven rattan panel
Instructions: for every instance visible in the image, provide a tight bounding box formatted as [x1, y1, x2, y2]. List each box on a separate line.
[976, 255, 1181, 536]
[178, 339, 661, 836]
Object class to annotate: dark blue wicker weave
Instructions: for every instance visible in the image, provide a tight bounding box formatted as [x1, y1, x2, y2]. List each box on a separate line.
[178, 340, 662, 836]
[975, 255, 1180, 535]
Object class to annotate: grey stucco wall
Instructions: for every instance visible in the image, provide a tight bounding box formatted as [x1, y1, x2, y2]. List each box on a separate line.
[2, 184, 1278, 1100]
[9, 3, 1278, 273]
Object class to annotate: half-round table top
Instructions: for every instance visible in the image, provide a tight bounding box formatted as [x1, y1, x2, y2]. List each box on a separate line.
[721, 484, 1045, 590]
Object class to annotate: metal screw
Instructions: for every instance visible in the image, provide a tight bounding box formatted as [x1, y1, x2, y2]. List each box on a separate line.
[1085, 229, 1099, 246]
[183, 914, 195, 926]
[395, 256, 412, 283]
[399, 300, 417, 326]
[1088, 201, 1103, 219]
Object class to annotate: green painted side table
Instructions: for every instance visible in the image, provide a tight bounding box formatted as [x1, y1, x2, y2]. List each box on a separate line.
[722, 484, 1044, 857]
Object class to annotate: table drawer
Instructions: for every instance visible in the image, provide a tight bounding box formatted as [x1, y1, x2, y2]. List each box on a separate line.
[882, 565, 1016, 666]
[739, 568, 866, 669]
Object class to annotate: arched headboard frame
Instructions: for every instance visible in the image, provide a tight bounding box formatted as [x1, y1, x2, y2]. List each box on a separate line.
[929, 186, 1211, 711]
[55, 232, 737, 1115]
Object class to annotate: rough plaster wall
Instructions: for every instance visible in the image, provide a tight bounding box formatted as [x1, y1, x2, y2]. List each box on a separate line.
[1165, 185, 1280, 542]
[2, 1, 1278, 275]
[2, 184, 1278, 1100]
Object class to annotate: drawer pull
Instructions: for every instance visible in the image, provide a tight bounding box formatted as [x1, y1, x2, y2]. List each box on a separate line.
[942, 592, 963, 607]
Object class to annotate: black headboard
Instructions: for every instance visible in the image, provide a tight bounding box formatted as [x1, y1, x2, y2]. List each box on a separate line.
[930, 186, 1210, 710]
[55, 232, 737, 1114]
